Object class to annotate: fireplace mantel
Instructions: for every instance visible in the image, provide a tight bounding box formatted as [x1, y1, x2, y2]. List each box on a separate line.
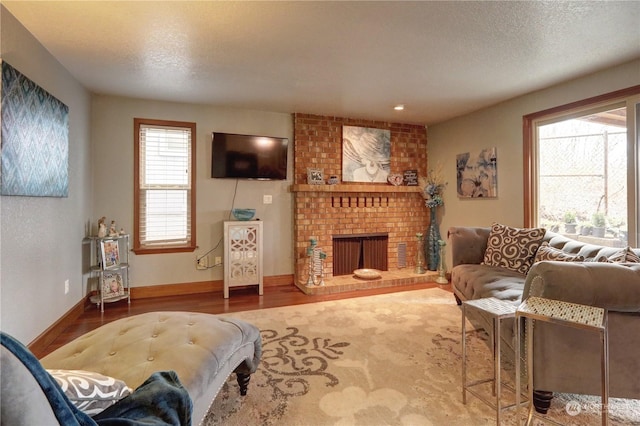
[292, 114, 428, 292]
[290, 184, 422, 193]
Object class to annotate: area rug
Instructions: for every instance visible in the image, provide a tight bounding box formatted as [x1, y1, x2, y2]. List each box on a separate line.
[202, 288, 639, 425]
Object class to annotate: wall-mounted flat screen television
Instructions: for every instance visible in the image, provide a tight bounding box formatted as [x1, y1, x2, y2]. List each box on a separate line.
[211, 132, 289, 180]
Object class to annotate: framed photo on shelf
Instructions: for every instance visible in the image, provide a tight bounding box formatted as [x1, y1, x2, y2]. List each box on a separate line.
[100, 239, 120, 270]
[102, 272, 124, 299]
[307, 168, 324, 185]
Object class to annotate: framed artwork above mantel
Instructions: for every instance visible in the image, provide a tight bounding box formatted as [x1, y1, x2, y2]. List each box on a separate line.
[342, 126, 391, 183]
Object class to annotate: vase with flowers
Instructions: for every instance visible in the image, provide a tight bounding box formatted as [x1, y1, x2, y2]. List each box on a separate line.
[419, 165, 447, 271]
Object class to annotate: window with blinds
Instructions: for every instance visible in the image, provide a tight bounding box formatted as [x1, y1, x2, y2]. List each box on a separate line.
[134, 118, 196, 253]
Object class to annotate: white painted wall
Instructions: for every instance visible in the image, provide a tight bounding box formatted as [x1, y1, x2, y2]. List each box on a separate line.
[90, 95, 294, 287]
[428, 59, 640, 268]
[0, 6, 92, 343]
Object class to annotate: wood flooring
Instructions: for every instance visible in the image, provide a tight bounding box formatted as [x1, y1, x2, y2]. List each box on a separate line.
[40, 282, 452, 358]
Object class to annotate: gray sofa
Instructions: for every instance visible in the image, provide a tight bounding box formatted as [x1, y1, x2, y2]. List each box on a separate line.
[449, 226, 640, 411]
[1, 311, 262, 425]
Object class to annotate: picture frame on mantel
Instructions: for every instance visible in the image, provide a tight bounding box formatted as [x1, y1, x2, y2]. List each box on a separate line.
[307, 168, 324, 185]
[342, 126, 391, 183]
[403, 170, 418, 186]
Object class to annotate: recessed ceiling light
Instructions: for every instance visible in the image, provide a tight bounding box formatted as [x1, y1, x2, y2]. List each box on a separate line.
[394, 104, 405, 111]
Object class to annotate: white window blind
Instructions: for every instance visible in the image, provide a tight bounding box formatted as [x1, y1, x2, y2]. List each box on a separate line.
[139, 124, 192, 246]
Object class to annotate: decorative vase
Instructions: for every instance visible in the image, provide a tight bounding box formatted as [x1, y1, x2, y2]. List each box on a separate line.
[427, 207, 441, 271]
[436, 240, 448, 284]
[415, 233, 426, 274]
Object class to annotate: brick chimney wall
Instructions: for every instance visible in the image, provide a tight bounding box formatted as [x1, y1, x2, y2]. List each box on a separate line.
[292, 113, 430, 284]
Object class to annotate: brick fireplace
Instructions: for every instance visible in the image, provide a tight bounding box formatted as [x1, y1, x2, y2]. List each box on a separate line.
[292, 114, 431, 292]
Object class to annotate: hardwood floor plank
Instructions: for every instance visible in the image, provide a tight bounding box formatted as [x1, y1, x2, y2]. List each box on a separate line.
[39, 282, 452, 358]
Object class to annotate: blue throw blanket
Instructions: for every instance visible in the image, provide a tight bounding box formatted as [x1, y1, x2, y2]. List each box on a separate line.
[92, 371, 192, 426]
[1, 332, 192, 425]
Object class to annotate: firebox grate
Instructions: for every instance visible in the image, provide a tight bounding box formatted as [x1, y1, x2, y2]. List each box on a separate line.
[398, 242, 407, 268]
[332, 233, 388, 276]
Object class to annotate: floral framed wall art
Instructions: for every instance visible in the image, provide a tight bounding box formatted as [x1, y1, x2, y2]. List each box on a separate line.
[456, 147, 498, 198]
[342, 126, 391, 183]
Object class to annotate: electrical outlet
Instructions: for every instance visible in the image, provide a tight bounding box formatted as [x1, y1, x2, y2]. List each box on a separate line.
[64, 279, 70, 295]
[263, 194, 273, 204]
[215, 256, 222, 265]
[196, 256, 208, 270]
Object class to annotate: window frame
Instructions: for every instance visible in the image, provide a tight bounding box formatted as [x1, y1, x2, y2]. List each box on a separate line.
[523, 85, 640, 246]
[133, 118, 197, 254]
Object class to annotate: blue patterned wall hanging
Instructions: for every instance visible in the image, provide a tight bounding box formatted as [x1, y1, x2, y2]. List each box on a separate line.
[1, 61, 69, 197]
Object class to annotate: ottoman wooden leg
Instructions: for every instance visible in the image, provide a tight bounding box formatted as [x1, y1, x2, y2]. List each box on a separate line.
[533, 390, 553, 414]
[236, 372, 251, 396]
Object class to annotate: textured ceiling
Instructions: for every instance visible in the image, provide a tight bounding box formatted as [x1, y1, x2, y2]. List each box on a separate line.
[3, 1, 640, 125]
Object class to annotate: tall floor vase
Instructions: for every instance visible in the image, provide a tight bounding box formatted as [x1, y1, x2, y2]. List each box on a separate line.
[427, 207, 441, 270]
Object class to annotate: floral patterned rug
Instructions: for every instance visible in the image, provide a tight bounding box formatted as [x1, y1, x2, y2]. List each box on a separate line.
[202, 288, 639, 426]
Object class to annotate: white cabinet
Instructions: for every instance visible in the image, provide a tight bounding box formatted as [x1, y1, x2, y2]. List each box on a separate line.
[87, 234, 131, 312]
[223, 221, 263, 298]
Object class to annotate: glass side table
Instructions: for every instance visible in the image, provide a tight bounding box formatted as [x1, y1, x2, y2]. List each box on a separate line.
[515, 297, 609, 426]
[462, 297, 525, 425]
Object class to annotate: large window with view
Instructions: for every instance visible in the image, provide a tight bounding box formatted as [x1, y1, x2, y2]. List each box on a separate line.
[524, 88, 639, 248]
[134, 118, 196, 254]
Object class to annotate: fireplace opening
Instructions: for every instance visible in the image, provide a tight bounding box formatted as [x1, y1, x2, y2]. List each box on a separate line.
[332, 233, 388, 276]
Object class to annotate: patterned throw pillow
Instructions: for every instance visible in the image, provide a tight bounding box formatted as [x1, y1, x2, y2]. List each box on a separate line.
[534, 242, 585, 263]
[47, 369, 131, 416]
[598, 246, 640, 263]
[483, 223, 546, 274]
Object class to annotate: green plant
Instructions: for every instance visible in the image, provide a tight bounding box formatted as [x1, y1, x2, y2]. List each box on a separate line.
[608, 216, 626, 228]
[592, 212, 606, 228]
[563, 211, 577, 224]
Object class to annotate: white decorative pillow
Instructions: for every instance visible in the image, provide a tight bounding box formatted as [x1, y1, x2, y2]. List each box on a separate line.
[483, 223, 546, 274]
[595, 255, 612, 262]
[602, 247, 640, 263]
[534, 242, 585, 263]
[47, 369, 131, 416]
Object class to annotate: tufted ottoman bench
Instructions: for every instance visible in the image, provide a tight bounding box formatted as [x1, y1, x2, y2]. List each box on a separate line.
[40, 311, 262, 424]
